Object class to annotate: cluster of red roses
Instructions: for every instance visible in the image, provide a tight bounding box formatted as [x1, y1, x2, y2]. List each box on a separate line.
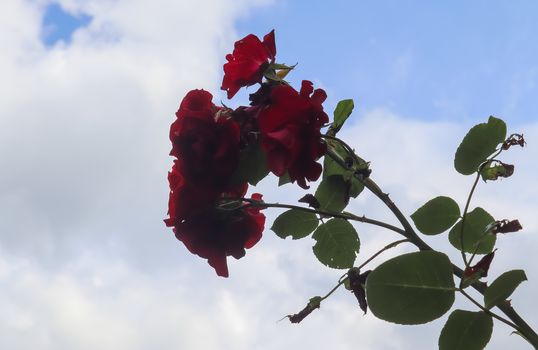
[165, 30, 329, 277]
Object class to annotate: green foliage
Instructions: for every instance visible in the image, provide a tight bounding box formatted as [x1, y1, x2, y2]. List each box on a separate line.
[411, 196, 461, 235]
[454, 116, 507, 175]
[480, 161, 514, 182]
[323, 151, 344, 179]
[484, 270, 528, 309]
[439, 310, 493, 350]
[312, 218, 359, 269]
[231, 141, 269, 185]
[271, 209, 319, 240]
[366, 251, 455, 325]
[315, 175, 349, 213]
[460, 271, 483, 290]
[348, 178, 364, 198]
[330, 99, 354, 134]
[449, 207, 496, 254]
[323, 144, 364, 198]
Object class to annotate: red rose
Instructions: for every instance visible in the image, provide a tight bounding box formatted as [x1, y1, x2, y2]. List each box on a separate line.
[174, 194, 266, 277]
[164, 160, 221, 225]
[166, 89, 266, 277]
[221, 30, 276, 99]
[258, 80, 329, 189]
[170, 89, 241, 186]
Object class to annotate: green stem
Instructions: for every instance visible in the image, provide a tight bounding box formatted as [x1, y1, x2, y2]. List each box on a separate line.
[458, 288, 520, 330]
[325, 147, 428, 248]
[243, 200, 406, 237]
[357, 239, 410, 270]
[462, 148, 505, 266]
[321, 134, 367, 169]
[321, 239, 410, 302]
[460, 171, 481, 267]
[320, 279, 346, 302]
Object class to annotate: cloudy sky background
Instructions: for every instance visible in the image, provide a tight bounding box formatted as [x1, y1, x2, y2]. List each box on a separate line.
[1, 0, 537, 349]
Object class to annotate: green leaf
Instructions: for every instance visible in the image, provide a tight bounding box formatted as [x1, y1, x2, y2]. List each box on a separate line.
[271, 63, 296, 70]
[278, 172, 291, 186]
[315, 175, 349, 213]
[332, 99, 354, 133]
[323, 142, 367, 175]
[454, 116, 507, 175]
[439, 310, 493, 350]
[411, 196, 461, 235]
[323, 143, 349, 178]
[460, 270, 483, 290]
[231, 141, 269, 186]
[323, 150, 364, 199]
[312, 218, 359, 269]
[366, 251, 455, 325]
[323, 141, 368, 199]
[449, 207, 496, 254]
[348, 176, 364, 198]
[484, 269, 527, 309]
[271, 209, 319, 240]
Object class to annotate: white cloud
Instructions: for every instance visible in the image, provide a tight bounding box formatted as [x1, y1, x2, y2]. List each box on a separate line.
[1, 1, 537, 349]
[0, 0, 271, 260]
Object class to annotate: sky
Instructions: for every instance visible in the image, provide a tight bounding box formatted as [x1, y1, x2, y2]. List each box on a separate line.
[1, 0, 537, 349]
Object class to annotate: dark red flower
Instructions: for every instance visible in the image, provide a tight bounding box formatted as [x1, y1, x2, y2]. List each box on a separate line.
[231, 105, 263, 147]
[464, 251, 495, 278]
[221, 30, 276, 99]
[170, 89, 241, 186]
[174, 194, 266, 277]
[348, 268, 371, 314]
[166, 89, 266, 277]
[164, 160, 220, 225]
[248, 82, 275, 106]
[502, 134, 526, 150]
[491, 219, 523, 234]
[258, 80, 329, 189]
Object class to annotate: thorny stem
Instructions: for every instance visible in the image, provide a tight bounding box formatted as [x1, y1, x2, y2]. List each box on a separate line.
[356, 239, 410, 271]
[467, 237, 487, 267]
[464, 147, 505, 266]
[325, 143, 538, 348]
[460, 171, 481, 267]
[241, 200, 406, 237]
[320, 279, 346, 302]
[326, 147, 427, 248]
[321, 134, 367, 169]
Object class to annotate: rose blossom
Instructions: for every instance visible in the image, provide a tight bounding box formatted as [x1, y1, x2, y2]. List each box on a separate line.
[166, 89, 265, 277]
[221, 30, 276, 99]
[170, 89, 241, 187]
[174, 194, 266, 277]
[258, 80, 329, 189]
[164, 160, 222, 225]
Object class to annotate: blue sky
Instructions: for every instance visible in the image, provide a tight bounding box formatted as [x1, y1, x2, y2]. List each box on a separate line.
[41, 1, 538, 125]
[41, 3, 91, 46]
[1, 1, 537, 349]
[236, 1, 538, 124]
